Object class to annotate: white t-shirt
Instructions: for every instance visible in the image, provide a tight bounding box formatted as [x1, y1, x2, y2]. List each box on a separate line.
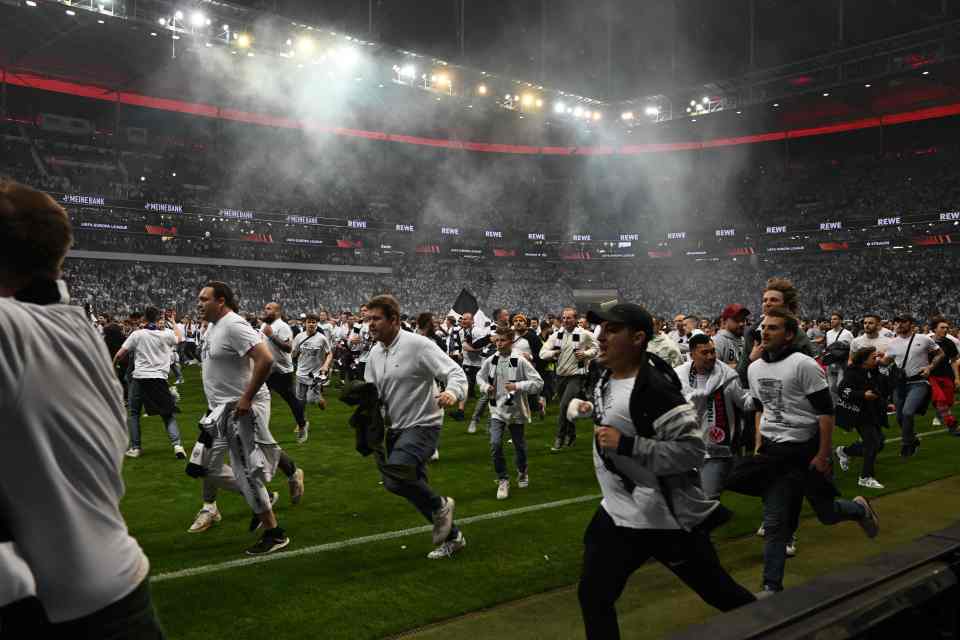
[512, 336, 532, 360]
[748, 352, 829, 443]
[293, 331, 331, 383]
[121, 328, 177, 379]
[592, 376, 678, 530]
[886, 333, 939, 378]
[202, 311, 270, 408]
[850, 333, 891, 357]
[0, 300, 149, 622]
[826, 328, 854, 345]
[261, 318, 294, 374]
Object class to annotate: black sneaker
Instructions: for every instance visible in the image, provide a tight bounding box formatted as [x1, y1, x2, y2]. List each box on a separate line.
[246, 528, 290, 556]
[900, 441, 920, 458]
[450, 409, 465, 421]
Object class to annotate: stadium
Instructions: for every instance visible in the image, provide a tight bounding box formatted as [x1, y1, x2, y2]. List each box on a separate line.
[1, 0, 959, 638]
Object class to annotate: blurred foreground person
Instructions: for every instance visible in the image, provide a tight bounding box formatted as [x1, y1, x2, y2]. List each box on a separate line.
[572, 303, 755, 640]
[0, 180, 164, 637]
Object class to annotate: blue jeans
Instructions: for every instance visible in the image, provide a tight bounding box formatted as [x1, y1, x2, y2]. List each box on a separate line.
[699, 457, 734, 500]
[760, 454, 865, 591]
[489, 419, 528, 480]
[381, 427, 459, 542]
[894, 382, 928, 446]
[127, 379, 180, 449]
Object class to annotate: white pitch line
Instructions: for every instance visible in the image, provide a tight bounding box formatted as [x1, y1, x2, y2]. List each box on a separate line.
[151, 493, 601, 583]
[150, 427, 955, 584]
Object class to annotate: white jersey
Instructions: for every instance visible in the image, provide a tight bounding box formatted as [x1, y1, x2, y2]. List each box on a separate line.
[121, 327, 177, 380]
[748, 352, 829, 443]
[202, 311, 270, 408]
[293, 331, 331, 383]
[261, 318, 294, 374]
[0, 300, 149, 622]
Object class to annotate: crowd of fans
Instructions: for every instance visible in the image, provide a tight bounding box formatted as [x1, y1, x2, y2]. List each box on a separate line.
[65, 247, 958, 325]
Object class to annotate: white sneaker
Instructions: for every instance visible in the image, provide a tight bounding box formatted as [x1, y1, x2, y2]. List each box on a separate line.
[173, 445, 186, 459]
[786, 534, 798, 557]
[296, 422, 310, 444]
[188, 504, 221, 533]
[517, 472, 529, 489]
[932, 417, 942, 426]
[835, 445, 849, 472]
[431, 497, 455, 545]
[858, 476, 885, 489]
[756, 524, 765, 537]
[125, 448, 141, 458]
[430, 449, 440, 461]
[467, 421, 477, 434]
[427, 531, 466, 559]
[496, 479, 510, 500]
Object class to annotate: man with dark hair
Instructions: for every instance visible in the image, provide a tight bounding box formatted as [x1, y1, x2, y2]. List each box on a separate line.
[112, 306, 185, 459]
[675, 334, 753, 500]
[189, 283, 291, 555]
[540, 306, 597, 450]
[292, 312, 333, 434]
[825, 313, 854, 401]
[744, 306, 879, 596]
[850, 314, 890, 364]
[364, 294, 470, 559]
[880, 314, 943, 457]
[261, 302, 309, 443]
[713, 304, 749, 367]
[928, 317, 959, 434]
[571, 302, 755, 639]
[0, 180, 164, 635]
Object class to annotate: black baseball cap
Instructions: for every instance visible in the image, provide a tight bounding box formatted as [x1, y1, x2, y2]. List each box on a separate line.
[893, 313, 916, 324]
[587, 302, 654, 336]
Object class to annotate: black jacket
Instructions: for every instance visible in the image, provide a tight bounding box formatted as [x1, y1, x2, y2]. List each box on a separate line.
[340, 381, 385, 457]
[837, 366, 890, 430]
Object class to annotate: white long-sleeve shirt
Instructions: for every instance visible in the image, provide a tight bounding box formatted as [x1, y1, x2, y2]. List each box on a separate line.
[478, 351, 544, 424]
[365, 330, 468, 430]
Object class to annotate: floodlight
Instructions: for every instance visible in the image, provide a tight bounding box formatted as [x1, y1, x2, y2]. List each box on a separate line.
[297, 37, 315, 54]
[621, 111, 634, 120]
[190, 11, 205, 27]
[237, 33, 251, 48]
[644, 106, 659, 116]
[400, 64, 416, 78]
[573, 106, 583, 117]
[554, 101, 566, 113]
[65, 8, 75, 15]
[477, 84, 487, 95]
[521, 94, 534, 106]
[174, 10, 183, 19]
[702, 96, 709, 103]
[535, 98, 543, 107]
[26, 0, 37, 6]
[592, 111, 602, 121]
[158, 17, 166, 25]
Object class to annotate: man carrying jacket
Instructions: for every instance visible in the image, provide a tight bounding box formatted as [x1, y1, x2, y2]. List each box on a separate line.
[571, 302, 755, 640]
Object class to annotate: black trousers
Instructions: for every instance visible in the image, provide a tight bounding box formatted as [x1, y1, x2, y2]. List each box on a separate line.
[463, 365, 480, 399]
[266, 370, 306, 428]
[578, 507, 755, 640]
[843, 423, 886, 478]
[0, 579, 165, 639]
